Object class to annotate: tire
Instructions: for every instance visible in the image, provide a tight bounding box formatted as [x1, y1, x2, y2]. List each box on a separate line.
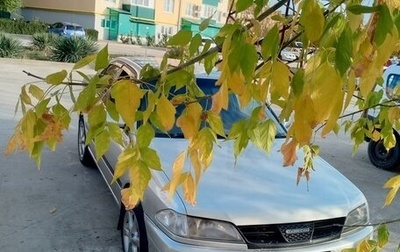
[368, 135, 400, 171]
[121, 203, 148, 252]
[77, 115, 94, 167]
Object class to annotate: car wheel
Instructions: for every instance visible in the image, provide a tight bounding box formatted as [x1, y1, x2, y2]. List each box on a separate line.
[368, 136, 400, 171]
[121, 204, 148, 252]
[78, 115, 94, 167]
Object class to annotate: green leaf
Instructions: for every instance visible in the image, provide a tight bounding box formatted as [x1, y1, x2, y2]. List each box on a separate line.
[20, 86, 32, 105]
[168, 30, 192, 46]
[189, 33, 202, 56]
[292, 69, 305, 97]
[204, 51, 218, 74]
[377, 224, 389, 248]
[72, 54, 96, 70]
[45, 70, 68, 85]
[206, 111, 225, 137]
[35, 98, 51, 117]
[300, 0, 325, 42]
[140, 147, 162, 170]
[106, 99, 120, 122]
[95, 45, 109, 71]
[236, 0, 253, 13]
[136, 123, 155, 148]
[108, 122, 123, 145]
[228, 120, 249, 158]
[88, 104, 106, 128]
[249, 120, 277, 154]
[347, 5, 381, 15]
[240, 44, 258, 81]
[200, 16, 212, 31]
[374, 4, 394, 46]
[261, 25, 279, 60]
[94, 129, 110, 161]
[52, 103, 71, 128]
[335, 27, 353, 76]
[74, 76, 98, 112]
[28, 85, 45, 100]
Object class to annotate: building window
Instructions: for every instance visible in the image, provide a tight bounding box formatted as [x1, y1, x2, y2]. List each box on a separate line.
[101, 19, 111, 29]
[164, 0, 174, 13]
[185, 3, 193, 16]
[202, 5, 217, 19]
[161, 26, 173, 35]
[132, 0, 150, 7]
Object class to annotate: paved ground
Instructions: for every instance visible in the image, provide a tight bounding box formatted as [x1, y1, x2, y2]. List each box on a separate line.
[0, 57, 400, 251]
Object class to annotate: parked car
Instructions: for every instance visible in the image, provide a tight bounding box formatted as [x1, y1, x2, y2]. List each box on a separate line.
[78, 57, 372, 252]
[48, 22, 86, 38]
[367, 63, 400, 170]
[280, 48, 297, 61]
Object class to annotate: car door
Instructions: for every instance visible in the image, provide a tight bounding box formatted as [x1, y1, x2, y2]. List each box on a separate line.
[98, 62, 139, 203]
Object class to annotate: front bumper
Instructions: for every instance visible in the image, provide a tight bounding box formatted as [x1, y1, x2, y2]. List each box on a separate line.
[145, 215, 373, 252]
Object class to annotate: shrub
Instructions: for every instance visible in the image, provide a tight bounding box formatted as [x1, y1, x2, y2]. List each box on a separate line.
[156, 34, 169, 47]
[51, 36, 98, 63]
[0, 33, 23, 58]
[0, 18, 48, 35]
[135, 36, 143, 45]
[86, 29, 98, 41]
[145, 35, 155, 47]
[31, 32, 55, 51]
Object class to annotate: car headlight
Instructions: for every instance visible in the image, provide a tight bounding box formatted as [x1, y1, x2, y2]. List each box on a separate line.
[155, 209, 244, 243]
[342, 203, 369, 233]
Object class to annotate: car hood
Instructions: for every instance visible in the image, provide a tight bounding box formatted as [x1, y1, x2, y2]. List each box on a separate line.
[151, 138, 366, 226]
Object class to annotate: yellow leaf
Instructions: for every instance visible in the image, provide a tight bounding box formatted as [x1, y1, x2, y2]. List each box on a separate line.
[183, 174, 196, 206]
[157, 94, 176, 131]
[130, 161, 151, 200]
[300, 0, 325, 42]
[281, 139, 298, 166]
[189, 148, 202, 184]
[211, 81, 229, 113]
[121, 188, 139, 210]
[4, 131, 24, 155]
[112, 147, 137, 183]
[20, 86, 32, 105]
[343, 70, 356, 111]
[176, 102, 202, 139]
[293, 95, 315, 144]
[229, 71, 245, 96]
[168, 151, 186, 199]
[388, 107, 400, 125]
[271, 61, 290, 99]
[383, 175, 400, 206]
[111, 79, 144, 129]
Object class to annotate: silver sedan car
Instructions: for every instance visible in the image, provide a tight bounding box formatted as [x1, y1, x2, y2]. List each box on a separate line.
[78, 57, 373, 252]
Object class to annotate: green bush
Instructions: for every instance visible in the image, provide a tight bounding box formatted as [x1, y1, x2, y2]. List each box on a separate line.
[0, 33, 23, 58]
[85, 29, 98, 41]
[31, 32, 56, 51]
[51, 36, 97, 63]
[0, 19, 48, 35]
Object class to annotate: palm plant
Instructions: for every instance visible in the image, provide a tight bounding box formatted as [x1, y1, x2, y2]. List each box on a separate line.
[0, 34, 23, 58]
[51, 36, 98, 63]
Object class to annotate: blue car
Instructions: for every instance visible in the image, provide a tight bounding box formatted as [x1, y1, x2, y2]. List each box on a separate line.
[48, 22, 86, 38]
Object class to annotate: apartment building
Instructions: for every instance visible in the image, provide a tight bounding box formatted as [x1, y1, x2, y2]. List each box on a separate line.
[21, 0, 229, 41]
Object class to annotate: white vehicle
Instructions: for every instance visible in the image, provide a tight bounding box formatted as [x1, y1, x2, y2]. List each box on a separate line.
[367, 63, 400, 170]
[78, 57, 372, 252]
[280, 48, 297, 61]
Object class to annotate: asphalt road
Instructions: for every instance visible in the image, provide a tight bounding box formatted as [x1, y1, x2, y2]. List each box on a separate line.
[0, 58, 399, 251]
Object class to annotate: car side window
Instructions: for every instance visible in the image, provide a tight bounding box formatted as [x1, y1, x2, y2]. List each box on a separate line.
[386, 74, 400, 99]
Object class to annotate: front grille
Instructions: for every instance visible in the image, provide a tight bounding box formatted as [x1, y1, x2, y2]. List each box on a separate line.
[238, 217, 345, 249]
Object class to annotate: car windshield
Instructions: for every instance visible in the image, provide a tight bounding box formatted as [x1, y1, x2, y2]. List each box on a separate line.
[140, 75, 287, 139]
[76, 26, 84, 31]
